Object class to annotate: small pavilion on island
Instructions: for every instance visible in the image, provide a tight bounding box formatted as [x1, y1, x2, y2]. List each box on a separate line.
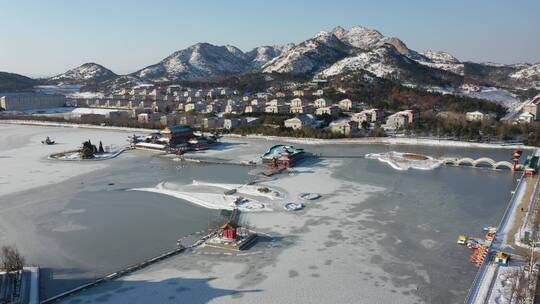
[221, 222, 239, 240]
[205, 219, 258, 251]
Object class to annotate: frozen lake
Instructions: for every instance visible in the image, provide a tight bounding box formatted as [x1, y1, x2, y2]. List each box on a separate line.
[0, 124, 520, 303]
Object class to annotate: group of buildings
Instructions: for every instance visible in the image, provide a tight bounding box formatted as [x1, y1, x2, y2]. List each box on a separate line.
[519, 95, 540, 123]
[465, 95, 540, 124]
[0, 85, 420, 135]
[133, 124, 220, 152]
[284, 108, 418, 135]
[2, 83, 539, 138]
[59, 84, 421, 135]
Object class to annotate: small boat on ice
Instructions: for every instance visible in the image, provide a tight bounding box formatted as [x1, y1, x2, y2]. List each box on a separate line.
[284, 203, 304, 211]
[41, 137, 55, 145]
[300, 193, 321, 200]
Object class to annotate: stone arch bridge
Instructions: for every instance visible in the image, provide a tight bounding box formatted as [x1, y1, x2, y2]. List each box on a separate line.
[443, 157, 515, 170]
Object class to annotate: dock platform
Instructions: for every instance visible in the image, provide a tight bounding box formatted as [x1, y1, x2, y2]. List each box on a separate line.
[205, 233, 258, 251]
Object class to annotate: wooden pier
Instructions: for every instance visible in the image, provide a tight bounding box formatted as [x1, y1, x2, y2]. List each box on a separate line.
[172, 156, 258, 167]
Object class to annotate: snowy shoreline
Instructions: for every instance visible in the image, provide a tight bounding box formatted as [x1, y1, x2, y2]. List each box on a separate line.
[226, 133, 533, 150]
[0, 119, 534, 150]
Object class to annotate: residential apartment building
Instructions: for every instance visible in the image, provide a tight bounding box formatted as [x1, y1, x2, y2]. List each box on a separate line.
[330, 120, 359, 135]
[315, 105, 340, 117]
[0, 93, 66, 111]
[284, 114, 317, 130]
[351, 109, 385, 124]
[265, 104, 290, 114]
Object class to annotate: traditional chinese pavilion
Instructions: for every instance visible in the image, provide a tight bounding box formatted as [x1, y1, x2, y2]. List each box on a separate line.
[262, 145, 305, 168]
[160, 125, 194, 145]
[221, 222, 239, 240]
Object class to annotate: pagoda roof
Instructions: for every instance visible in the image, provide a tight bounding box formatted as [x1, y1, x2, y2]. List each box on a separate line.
[262, 145, 304, 160]
[163, 125, 193, 134]
[221, 222, 239, 230]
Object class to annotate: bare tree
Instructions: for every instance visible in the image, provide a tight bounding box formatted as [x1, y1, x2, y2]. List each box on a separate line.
[0, 246, 25, 273]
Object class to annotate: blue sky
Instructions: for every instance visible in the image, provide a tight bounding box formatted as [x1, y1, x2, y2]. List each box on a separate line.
[0, 0, 539, 77]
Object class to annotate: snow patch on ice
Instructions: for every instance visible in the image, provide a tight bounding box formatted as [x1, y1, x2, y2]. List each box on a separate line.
[130, 182, 272, 212]
[365, 151, 442, 171]
[191, 180, 282, 200]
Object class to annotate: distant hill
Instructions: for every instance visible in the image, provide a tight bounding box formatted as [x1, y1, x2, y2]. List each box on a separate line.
[0, 72, 37, 92]
[48, 63, 117, 85]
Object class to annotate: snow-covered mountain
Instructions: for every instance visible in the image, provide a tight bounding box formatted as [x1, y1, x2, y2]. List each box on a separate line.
[320, 45, 407, 78]
[133, 43, 253, 81]
[49, 63, 116, 84]
[332, 26, 384, 50]
[320, 43, 463, 88]
[421, 50, 460, 64]
[327, 26, 467, 77]
[262, 25, 467, 84]
[245, 44, 294, 68]
[331, 26, 425, 59]
[262, 31, 353, 75]
[416, 50, 464, 76]
[510, 64, 540, 85]
[36, 25, 538, 92]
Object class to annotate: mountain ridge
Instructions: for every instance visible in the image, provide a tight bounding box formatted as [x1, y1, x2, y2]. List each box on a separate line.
[9, 25, 539, 92]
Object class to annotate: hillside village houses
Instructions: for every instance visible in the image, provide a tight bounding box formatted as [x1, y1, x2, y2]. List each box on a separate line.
[330, 119, 359, 136]
[351, 108, 385, 126]
[290, 97, 309, 107]
[244, 104, 262, 113]
[284, 114, 318, 130]
[314, 97, 331, 108]
[290, 98, 314, 114]
[338, 98, 354, 111]
[63, 84, 426, 133]
[16, 81, 531, 139]
[315, 105, 341, 117]
[465, 111, 487, 122]
[383, 109, 418, 131]
[521, 96, 540, 121]
[518, 112, 535, 124]
[265, 99, 290, 114]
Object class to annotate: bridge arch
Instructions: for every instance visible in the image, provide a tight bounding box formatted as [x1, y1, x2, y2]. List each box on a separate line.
[442, 157, 515, 171]
[494, 161, 514, 170]
[443, 158, 458, 166]
[473, 157, 496, 168]
[457, 158, 475, 166]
